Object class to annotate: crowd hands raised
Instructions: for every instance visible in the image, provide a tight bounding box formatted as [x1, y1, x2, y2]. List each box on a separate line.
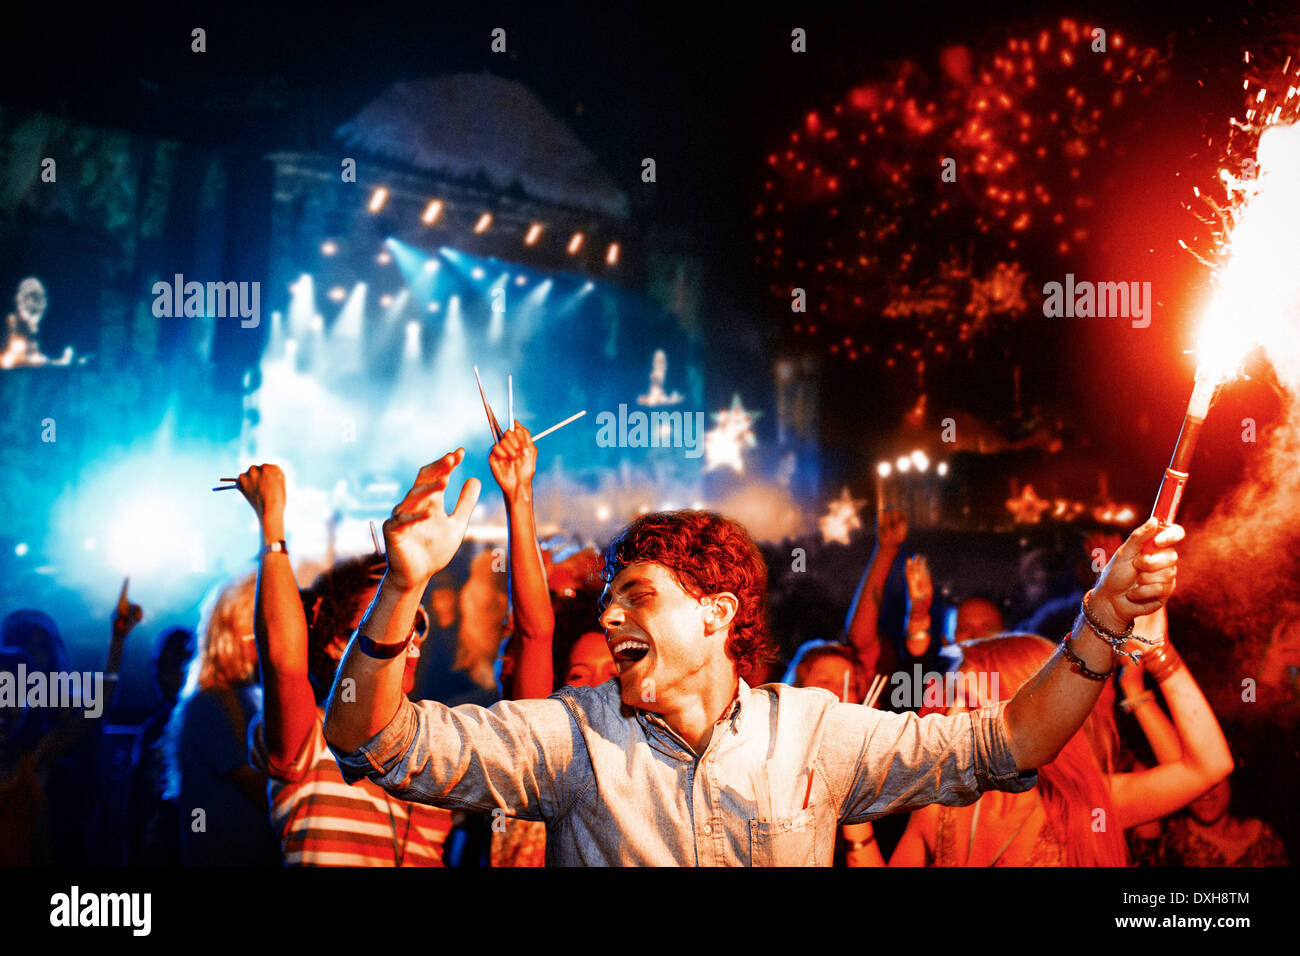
[1, 431, 1293, 867]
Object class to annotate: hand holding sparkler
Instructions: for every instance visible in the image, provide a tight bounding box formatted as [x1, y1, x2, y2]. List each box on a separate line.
[383, 449, 480, 592]
[1091, 518, 1185, 630]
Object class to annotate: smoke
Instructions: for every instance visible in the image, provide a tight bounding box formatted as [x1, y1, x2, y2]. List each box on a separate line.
[1177, 396, 1300, 644]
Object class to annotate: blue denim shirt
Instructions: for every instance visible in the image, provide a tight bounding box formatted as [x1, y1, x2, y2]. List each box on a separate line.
[329, 678, 1036, 866]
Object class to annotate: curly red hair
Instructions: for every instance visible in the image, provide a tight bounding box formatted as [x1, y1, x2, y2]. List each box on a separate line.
[601, 510, 774, 673]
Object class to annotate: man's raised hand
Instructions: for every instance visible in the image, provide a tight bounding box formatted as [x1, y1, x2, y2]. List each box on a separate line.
[384, 449, 481, 591]
[488, 422, 538, 503]
[1092, 518, 1185, 629]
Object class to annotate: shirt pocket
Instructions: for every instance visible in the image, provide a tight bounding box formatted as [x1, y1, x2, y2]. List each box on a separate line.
[748, 805, 818, 867]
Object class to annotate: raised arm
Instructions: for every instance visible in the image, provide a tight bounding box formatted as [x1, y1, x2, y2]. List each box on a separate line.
[103, 577, 142, 717]
[846, 508, 907, 676]
[1110, 611, 1233, 829]
[1003, 518, 1184, 771]
[903, 555, 933, 659]
[1116, 608, 1182, 766]
[235, 463, 317, 769]
[489, 422, 555, 700]
[324, 450, 480, 753]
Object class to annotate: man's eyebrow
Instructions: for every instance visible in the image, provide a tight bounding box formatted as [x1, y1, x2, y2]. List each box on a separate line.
[617, 577, 656, 593]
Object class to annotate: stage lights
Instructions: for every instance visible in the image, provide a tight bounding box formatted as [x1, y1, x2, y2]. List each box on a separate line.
[568, 232, 584, 255]
[474, 212, 493, 233]
[606, 242, 620, 266]
[421, 199, 444, 225]
[525, 223, 543, 245]
[321, 240, 338, 256]
[368, 187, 389, 213]
[328, 286, 346, 302]
[877, 461, 892, 477]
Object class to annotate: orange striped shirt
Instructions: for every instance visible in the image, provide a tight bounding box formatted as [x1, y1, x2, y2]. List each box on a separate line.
[251, 711, 451, 866]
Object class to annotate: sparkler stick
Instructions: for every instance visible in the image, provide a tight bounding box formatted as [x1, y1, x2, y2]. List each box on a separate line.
[531, 410, 587, 442]
[369, 520, 383, 555]
[472, 364, 504, 443]
[508, 374, 514, 432]
[1150, 371, 1219, 527]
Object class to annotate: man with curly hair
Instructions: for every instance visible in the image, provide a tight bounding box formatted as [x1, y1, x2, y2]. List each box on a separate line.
[325, 449, 1185, 866]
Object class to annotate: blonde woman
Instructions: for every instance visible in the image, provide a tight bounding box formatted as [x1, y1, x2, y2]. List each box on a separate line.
[164, 571, 280, 865]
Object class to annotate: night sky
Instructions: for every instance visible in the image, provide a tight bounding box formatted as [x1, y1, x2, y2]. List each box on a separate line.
[1, 0, 1293, 508]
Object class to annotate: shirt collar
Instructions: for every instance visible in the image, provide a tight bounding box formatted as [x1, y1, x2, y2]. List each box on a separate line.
[636, 676, 750, 744]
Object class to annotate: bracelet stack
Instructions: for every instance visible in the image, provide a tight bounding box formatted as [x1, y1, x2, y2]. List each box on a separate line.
[1144, 642, 1184, 683]
[1080, 591, 1141, 665]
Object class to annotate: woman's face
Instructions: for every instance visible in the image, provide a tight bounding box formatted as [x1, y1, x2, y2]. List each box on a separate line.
[800, 655, 857, 701]
[565, 632, 618, 688]
[1190, 778, 1231, 825]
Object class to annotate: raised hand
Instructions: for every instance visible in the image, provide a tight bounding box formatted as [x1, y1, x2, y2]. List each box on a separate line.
[235, 463, 287, 525]
[904, 554, 933, 615]
[111, 576, 143, 639]
[1092, 518, 1184, 629]
[488, 422, 538, 503]
[876, 507, 908, 550]
[384, 449, 481, 591]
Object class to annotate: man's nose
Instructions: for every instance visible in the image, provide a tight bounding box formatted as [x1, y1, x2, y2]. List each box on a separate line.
[599, 602, 622, 630]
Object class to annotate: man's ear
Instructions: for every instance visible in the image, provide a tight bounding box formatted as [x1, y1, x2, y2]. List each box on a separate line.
[703, 592, 739, 635]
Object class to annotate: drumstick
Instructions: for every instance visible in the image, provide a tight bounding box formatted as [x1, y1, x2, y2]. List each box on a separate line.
[508, 374, 514, 432]
[369, 521, 383, 555]
[531, 410, 587, 442]
[842, 669, 850, 703]
[472, 364, 504, 442]
[866, 673, 887, 709]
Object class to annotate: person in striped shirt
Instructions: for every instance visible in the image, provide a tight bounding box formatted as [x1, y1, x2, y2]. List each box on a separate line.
[235, 463, 452, 866]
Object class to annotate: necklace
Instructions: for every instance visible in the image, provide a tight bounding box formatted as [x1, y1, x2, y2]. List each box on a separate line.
[383, 795, 413, 867]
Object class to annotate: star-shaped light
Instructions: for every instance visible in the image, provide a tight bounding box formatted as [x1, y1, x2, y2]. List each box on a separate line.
[704, 394, 759, 473]
[1006, 484, 1050, 524]
[819, 487, 865, 545]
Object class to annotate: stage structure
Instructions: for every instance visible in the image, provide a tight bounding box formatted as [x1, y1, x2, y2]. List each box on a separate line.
[253, 76, 714, 555]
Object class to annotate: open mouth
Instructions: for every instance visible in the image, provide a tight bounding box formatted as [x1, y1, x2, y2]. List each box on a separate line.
[611, 640, 651, 667]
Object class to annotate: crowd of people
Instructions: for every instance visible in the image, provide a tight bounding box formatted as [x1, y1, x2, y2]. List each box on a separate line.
[1, 421, 1294, 866]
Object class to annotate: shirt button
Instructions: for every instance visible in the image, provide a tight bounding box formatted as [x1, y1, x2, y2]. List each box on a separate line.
[782, 819, 792, 831]
[703, 824, 712, 835]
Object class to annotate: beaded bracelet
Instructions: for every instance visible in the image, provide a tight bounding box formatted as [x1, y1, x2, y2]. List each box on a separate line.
[1059, 632, 1113, 681]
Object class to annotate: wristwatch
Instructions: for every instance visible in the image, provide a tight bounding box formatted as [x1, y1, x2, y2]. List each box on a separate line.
[261, 540, 289, 557]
